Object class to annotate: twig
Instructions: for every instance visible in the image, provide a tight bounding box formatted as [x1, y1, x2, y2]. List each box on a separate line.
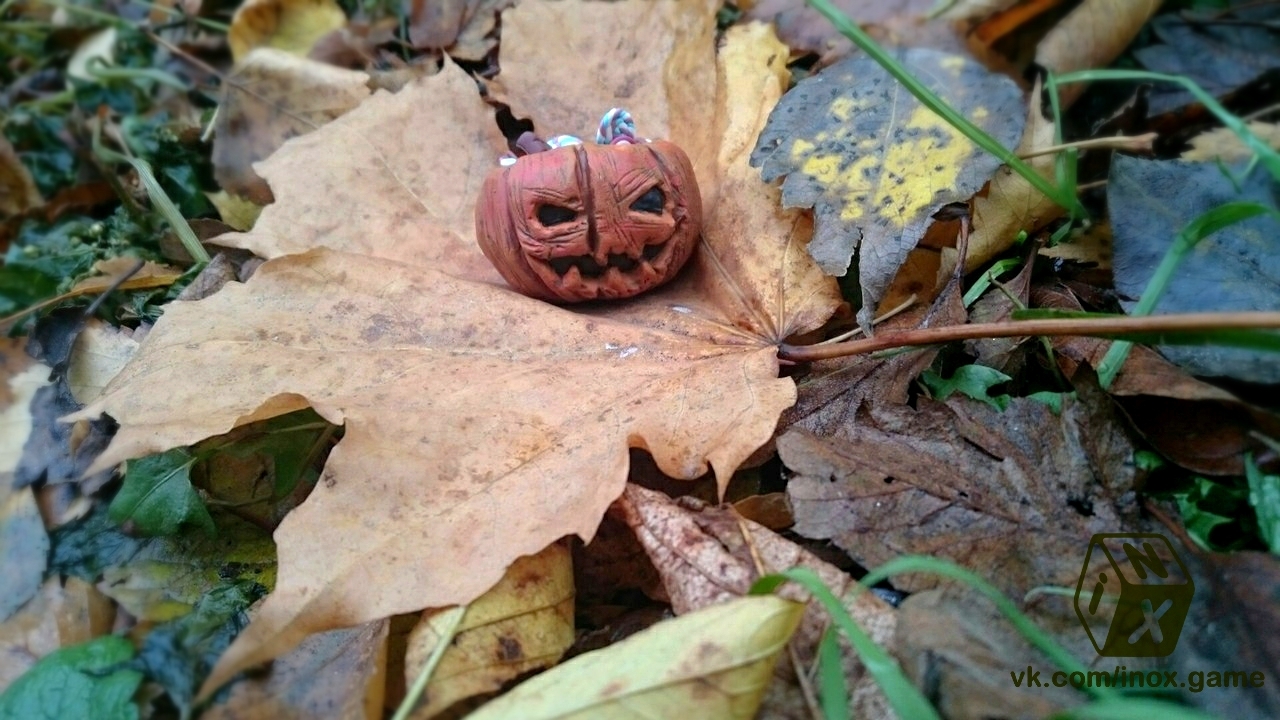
[778, 311, 1280, 362]
[1018, 133, 1158, 160]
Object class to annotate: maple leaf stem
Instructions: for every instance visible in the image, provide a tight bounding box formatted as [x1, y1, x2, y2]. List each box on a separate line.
[777, 312, 1280, 363]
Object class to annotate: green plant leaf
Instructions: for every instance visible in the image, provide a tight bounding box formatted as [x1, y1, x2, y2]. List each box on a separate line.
[816, 629, 850, 720]
[1247, 455, 1280, 555]
[0, 636, 142, 720]
[109, 448, 214, 536]
[921, 365, 1012, 410]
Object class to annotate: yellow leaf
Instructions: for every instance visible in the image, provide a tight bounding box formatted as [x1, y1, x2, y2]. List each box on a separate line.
[466, 596, 804, 720]
[404, 543, 574, 718]
[751, 48, 1025, 327]
[228, 0, 347, 62]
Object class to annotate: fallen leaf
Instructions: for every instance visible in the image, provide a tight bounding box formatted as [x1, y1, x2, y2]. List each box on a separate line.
[408, 0, 514, 61]
[963, 247, 1034, 373]
[0, 489, 48, 623]
[50, 505, 275, 625]
[893, 587, 1091, 720]
[71, 11, 840, 698]
[1171, 540, 1280, 717]
[13, 311, 114, 495]
[206, 190, 263, 231]
[228, 0, 348, 62]
[0, 134, 42, 217]
[618, 484, 896, 720]
[750, 48, 1024, 326]
[66, 321, 139, 406]
[0, 635, 141, 720]
[781, 379, 1149, 596]
[0, 577, 116, 694]
[1034, 0, 1160, 108]
[466, 595, 804, 720]
[965, 80, 1063, 271]
[212, 48, 372, 204]
[1037, 221, 1112, 269]
[202, 619, 389, 720]
[1034, 282, 1280, 476]
[403, 543, 574, 719]
[67, 257, 182, 296]
[0, 338, 51, 508]
[743, 0, 954, 67]
[488, 0, 719, 193]
[1135, 4, 1280, 116]
[1183, 121, 1280, 164]
[1109, 155, 1280, 384]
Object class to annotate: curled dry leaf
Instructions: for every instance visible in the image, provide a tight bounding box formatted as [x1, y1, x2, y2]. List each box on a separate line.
[72, 5, 840, 699]
[212, 48, 372, 204]
[403, 543, 574, 719]
[228, 0, 348, 62]
[466, 595, 804, 720]
[1034, 0, 1160, 108]
[1, 338, 51, 508]
[618, 484, 896, 720]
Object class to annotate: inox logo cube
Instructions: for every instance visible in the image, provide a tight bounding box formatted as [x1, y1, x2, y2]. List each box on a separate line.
[1074, 533, 1194, 657]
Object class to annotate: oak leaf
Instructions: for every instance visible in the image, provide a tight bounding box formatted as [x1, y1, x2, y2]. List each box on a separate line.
[72, 4, 840, 698]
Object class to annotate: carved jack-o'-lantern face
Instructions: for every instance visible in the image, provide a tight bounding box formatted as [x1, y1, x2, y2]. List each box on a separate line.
[475, 139, 702, 302]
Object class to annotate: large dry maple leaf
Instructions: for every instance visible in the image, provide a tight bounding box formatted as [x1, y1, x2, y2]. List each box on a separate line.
[75, 1, 840, 694]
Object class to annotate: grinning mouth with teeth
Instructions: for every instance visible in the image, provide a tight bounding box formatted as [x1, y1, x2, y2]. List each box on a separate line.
[547, 242, 667, 277]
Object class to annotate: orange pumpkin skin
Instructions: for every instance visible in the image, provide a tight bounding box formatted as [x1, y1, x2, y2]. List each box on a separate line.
[475, 140, 702, 303]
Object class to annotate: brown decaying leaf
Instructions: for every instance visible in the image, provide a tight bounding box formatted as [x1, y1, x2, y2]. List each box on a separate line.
[403, 543, 574, 719]
[202, 620, 389, 720]
[408, 0, 514, 61]
[1034, 283, 1280, 475]
[1171, 541, 1280, 717]
[1035, 0, 1161, 108]
[228, 0, 348, 62]
[0, 134, 43, 217]
[963, 245, 1035, 373]
[212, 48, 372, 204]
[781, 381, 1145, 596]
[894, 587, 1092, 720]
[618, 484, 895, 720]
[73, 7, 840, 698]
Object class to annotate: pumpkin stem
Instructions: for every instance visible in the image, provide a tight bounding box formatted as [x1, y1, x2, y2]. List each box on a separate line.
[513, 131, 551, 157]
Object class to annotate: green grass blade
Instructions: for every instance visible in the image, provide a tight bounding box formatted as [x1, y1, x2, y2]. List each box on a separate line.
[817, 629, 851, 720]
[752, 567, 941, 720]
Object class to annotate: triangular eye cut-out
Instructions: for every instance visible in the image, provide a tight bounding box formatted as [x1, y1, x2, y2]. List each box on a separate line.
[537, 204, 578, 226]
[630, 187, 664, 214]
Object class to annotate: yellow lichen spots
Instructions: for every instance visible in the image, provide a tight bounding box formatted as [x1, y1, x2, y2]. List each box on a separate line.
[837, 155, 879, 221]
[972, 107, 989, 121]
[829, 96, 857, 122]
[800, 152, 844, 187]
[876, 105, 972, 222]
[790, 138, 815, 159]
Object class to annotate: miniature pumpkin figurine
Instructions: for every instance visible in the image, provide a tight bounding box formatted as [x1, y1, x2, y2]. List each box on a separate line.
[475, 110, 702, 302]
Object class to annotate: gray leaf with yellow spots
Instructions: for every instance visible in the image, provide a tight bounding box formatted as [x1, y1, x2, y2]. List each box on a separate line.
[751, 48, 1025, 326]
